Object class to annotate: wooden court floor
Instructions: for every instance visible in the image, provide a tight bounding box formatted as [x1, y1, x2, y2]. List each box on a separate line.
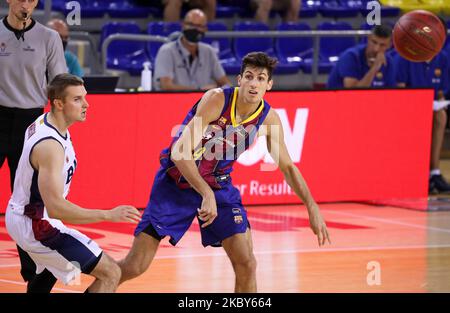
[1, 202, 450, 293]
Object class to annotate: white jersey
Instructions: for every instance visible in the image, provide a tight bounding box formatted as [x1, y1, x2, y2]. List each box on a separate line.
[5, 113, 102, 285]
[7, 113, 77, 216]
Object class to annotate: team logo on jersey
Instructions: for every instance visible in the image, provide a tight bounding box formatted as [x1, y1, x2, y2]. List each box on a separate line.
[234, 215, 243, 224]
[376, 72, 383, 80]
[27, 123, 36, 139]
[435, 68, 442, 77]
[218, 117, 227, 126]
[23, 45, 35, 52]
[0, 42, 11, 56]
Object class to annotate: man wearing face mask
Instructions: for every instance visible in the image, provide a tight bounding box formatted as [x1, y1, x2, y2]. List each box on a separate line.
[0, 0, 66, 293]
[46, 18, 84, 78]
[153, 8, 231, 91]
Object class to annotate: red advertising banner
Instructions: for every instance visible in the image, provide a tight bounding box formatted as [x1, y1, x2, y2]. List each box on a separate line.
[0, 89, 433, 213]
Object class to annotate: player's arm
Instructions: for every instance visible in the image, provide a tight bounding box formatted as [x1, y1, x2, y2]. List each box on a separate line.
[344, 57, 386, 88]
[31, 139, 140, 225]
[264, 109, 331, 246]
[170, 88, 224, 227]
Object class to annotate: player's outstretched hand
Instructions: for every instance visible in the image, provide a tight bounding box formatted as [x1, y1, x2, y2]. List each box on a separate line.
[197, 194, 217, 228]
[108, 205, 141, 224]
[308, 205, 331, 247]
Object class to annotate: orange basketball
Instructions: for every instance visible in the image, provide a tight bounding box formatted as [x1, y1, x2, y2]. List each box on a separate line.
[393, 10, 446, 62]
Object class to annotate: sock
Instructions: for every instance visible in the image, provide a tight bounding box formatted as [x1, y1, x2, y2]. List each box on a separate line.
[430, 169, 441, 178]
[27, 269, 57, 293]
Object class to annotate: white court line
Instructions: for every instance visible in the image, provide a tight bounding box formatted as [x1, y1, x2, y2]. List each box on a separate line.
[0, 264, 19, 268]
[153, 243, 450, 260]
[0, 279, 81, 293]
[326, 209, 450, 234]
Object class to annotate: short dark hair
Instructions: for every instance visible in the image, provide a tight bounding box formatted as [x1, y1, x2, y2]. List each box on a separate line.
[48, 73, 84, 107]
[240, 52, 278, 80]
[372, 24, 392, 38]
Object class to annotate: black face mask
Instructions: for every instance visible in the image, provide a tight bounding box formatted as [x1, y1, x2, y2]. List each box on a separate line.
[183, 28, 205, 44]
[62, 40, 68, 51]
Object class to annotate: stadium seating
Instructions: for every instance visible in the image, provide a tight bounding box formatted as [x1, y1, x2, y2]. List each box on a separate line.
[351, 0, 401, 17]
[101, 22, 150, 76]
[203, 21, 235, 61]
[319, 0, 360, 18]
[106, 1, 155, 18]
[275, 22, 312, 74]
[147, 22, 182, 62]
[226, 21, 300, 75]
[301, 21, 355, 74]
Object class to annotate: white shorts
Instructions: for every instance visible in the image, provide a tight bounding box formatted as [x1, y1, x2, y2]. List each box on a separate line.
[5, 208, 103, 285]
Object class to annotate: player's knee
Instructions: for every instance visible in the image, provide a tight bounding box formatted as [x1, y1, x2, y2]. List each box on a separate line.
[94, 255, 121, 284]
[434, 110, 447, 128]
[233, 254, 257, 274]
[109, 263, 122, 284]
[104, 261, 121, 285]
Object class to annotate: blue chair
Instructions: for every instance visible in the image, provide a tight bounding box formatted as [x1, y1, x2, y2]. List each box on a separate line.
[37, 0, 65, 10]
[233, 22, 273, 59]
[223, 22, 273, 74]
[216, 0, 243, 18]
[202, 22, 235, 62]
[106, 1, 153, 18]
[319, 0, 360, 18]
[146, 22, 182, 62]
[227, 22, 299, 75]
[301, 22, 356, 74]
[61, 0, 107, 18]
[275, 22, 312, 74]
[300, 0, 319, 18]
[100, 22, 150, 76]
[357, 0, 401, 17]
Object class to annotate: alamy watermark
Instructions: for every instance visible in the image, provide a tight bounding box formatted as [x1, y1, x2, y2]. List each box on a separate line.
[65, 1, 81, 26]
[366, 261, 381, 286]
[366, 1, 382, 26]
[66, 261, 82, 286]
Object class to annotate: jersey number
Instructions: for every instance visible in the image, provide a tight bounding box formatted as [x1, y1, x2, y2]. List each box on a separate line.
[66, 159, 77, 184]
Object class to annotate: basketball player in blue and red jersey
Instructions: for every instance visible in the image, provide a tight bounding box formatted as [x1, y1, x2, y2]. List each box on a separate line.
[119, 52, 331, 292]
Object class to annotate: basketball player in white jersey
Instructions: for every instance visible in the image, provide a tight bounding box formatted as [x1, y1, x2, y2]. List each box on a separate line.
[5, 73, 141, 292]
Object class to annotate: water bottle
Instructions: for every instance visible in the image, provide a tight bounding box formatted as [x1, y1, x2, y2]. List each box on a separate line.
[141, 61, 152, 91]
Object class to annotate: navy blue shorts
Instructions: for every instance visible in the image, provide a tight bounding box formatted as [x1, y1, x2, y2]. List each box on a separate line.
[135, 168, 249, 247]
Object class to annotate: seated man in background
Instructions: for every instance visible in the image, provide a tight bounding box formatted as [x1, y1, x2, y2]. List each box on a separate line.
[46, 18, 84, 77]
[395, 49, 450, 193]
[251, 0, 301, 24]
[327, 24, 396, 89]
[153, 8, 231, 91]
